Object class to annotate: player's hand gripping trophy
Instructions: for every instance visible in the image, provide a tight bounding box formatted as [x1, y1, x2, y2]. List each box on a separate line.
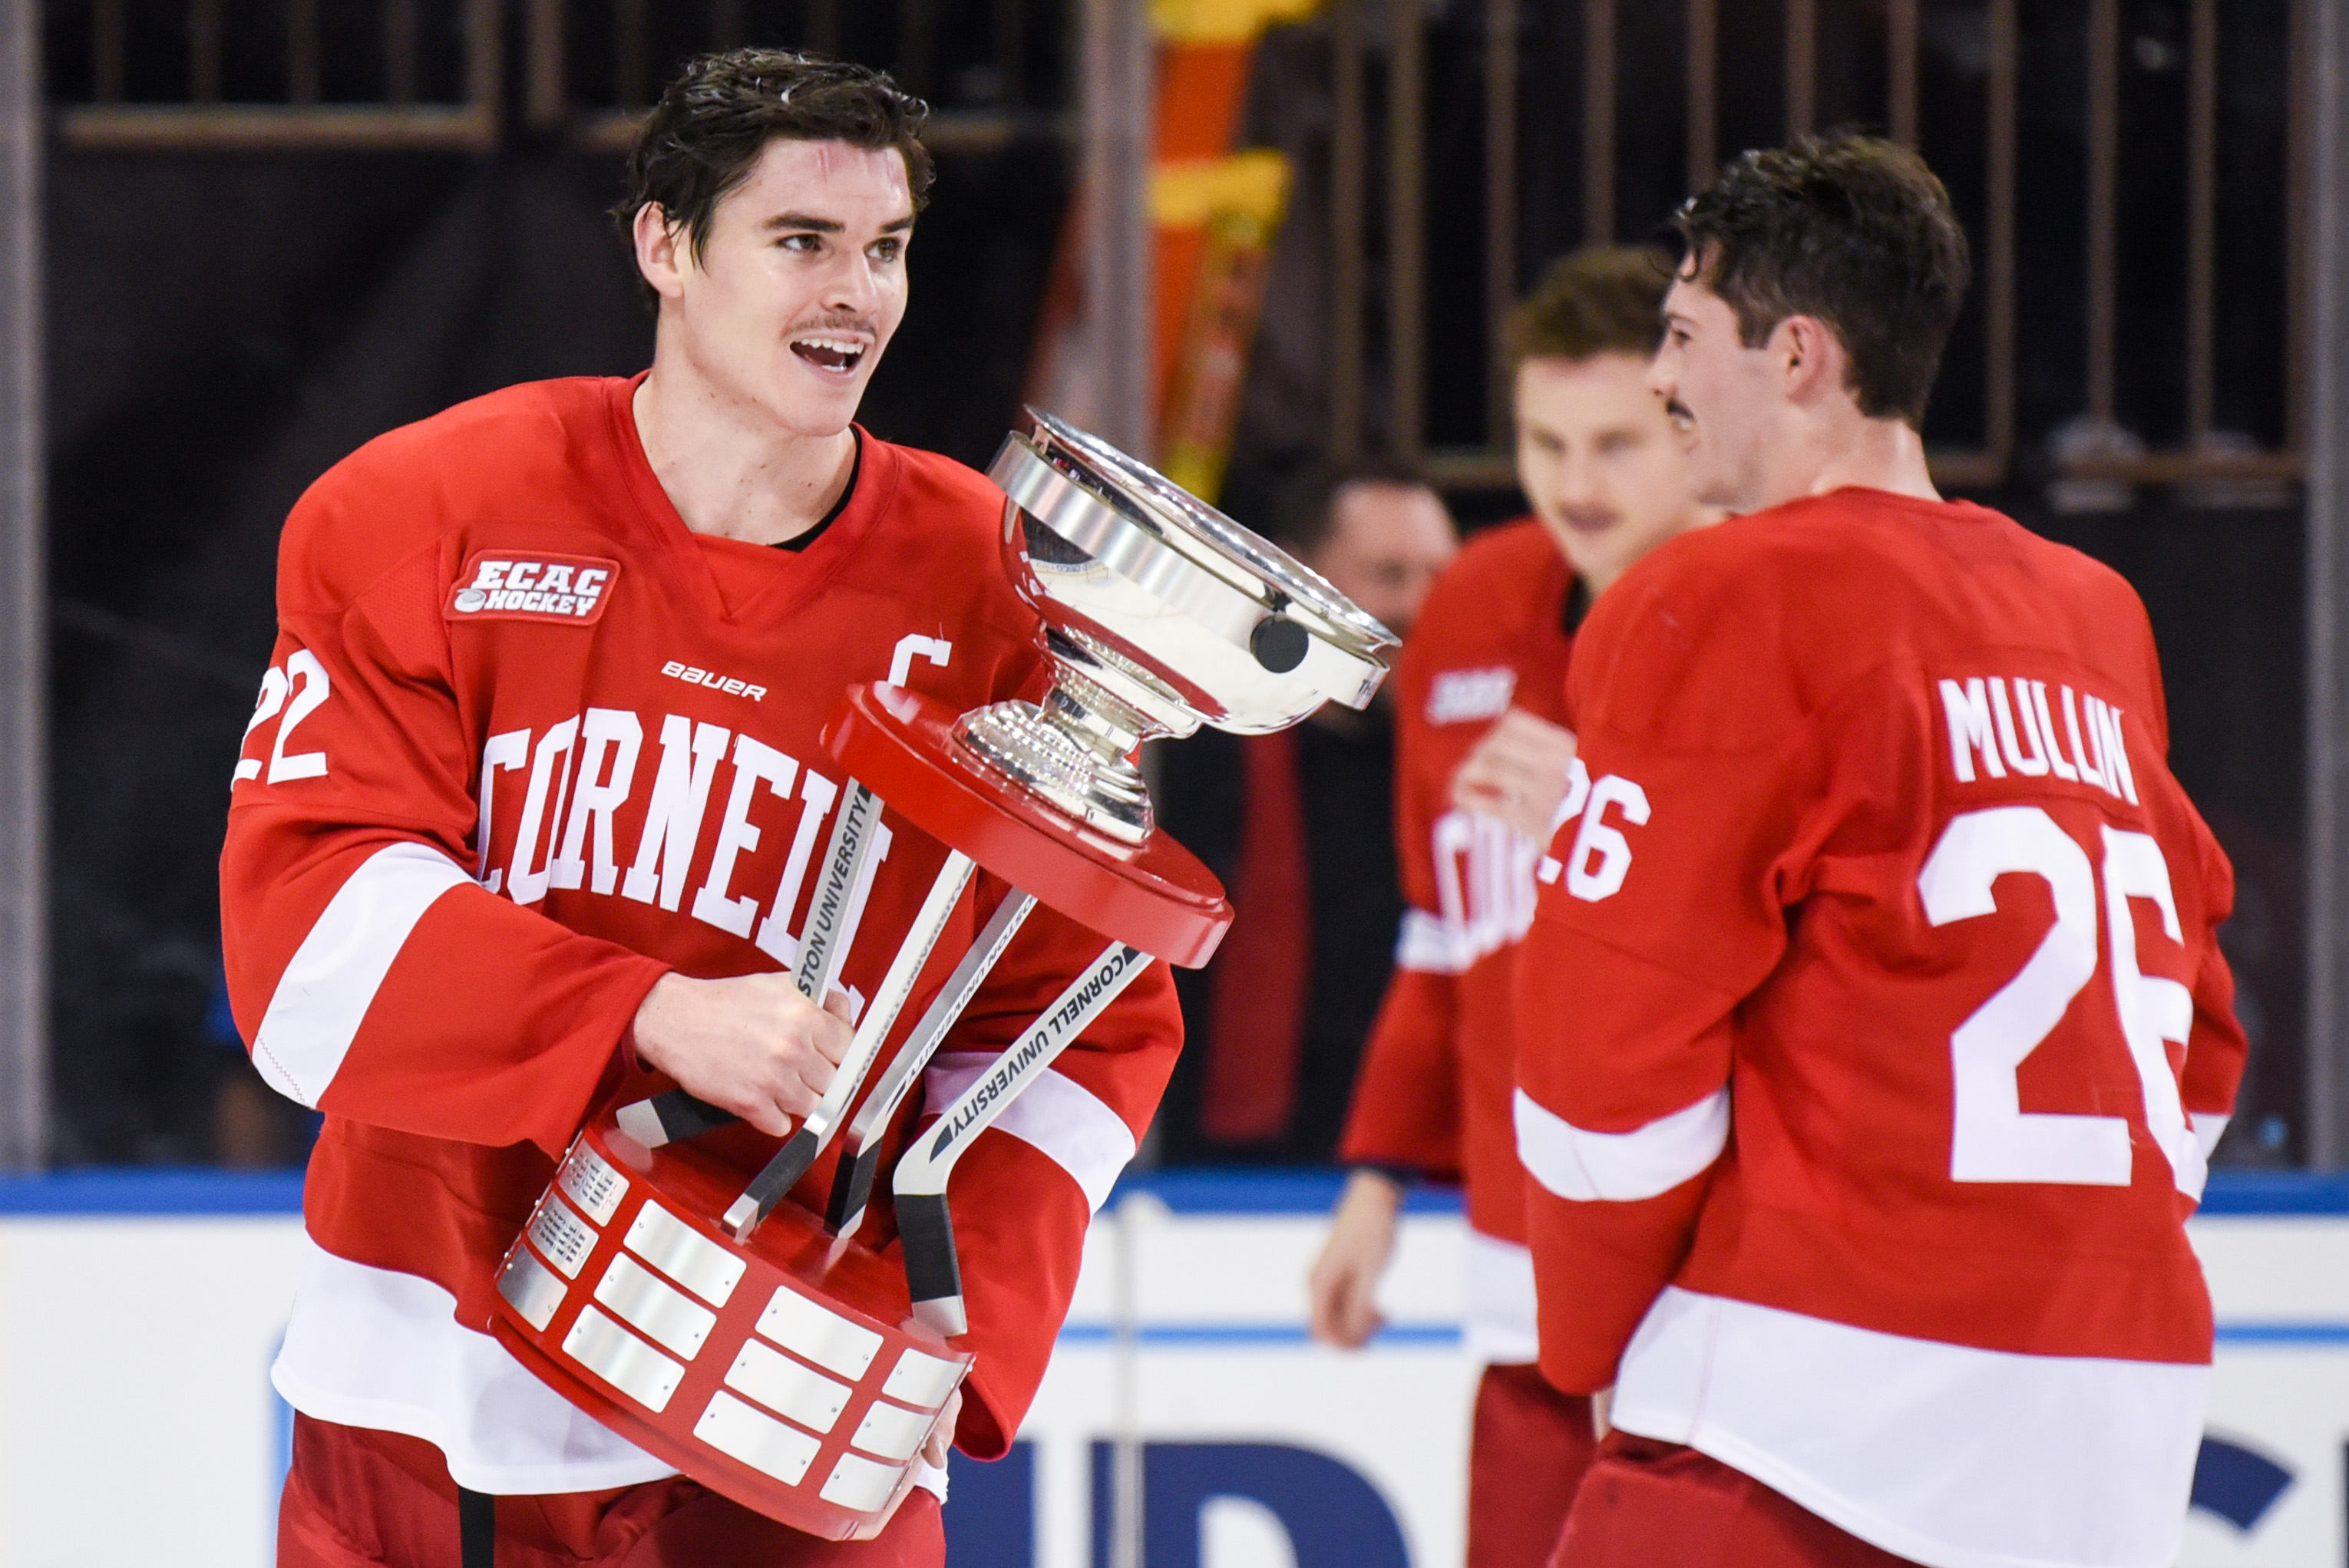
[485, 411, 1396, 1540]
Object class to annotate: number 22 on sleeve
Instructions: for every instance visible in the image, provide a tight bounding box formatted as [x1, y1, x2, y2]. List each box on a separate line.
[1917, 804, 2202, 1192]
[233, 649, 331, 784]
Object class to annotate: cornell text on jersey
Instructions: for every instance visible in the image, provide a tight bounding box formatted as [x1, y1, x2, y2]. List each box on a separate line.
[1936, 675, 2139, 804]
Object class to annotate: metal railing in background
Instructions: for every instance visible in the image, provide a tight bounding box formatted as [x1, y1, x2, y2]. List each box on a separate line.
[60, 0, 503, 148]
[1330, 0, 2301, 499]
[540, 0, 1067, 155]
[2301, 0, 2349, 1173]
[4, 0, 46, 1172]
[46, 0, 1066, 154]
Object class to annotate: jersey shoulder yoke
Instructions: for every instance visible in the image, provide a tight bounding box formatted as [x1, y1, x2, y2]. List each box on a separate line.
[281, 378, 623, 613]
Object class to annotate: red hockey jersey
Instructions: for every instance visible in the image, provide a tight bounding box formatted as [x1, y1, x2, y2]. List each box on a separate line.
[1339, 520, 1575, 1362]
[1515, 488, 2245, 1568]
[220, 375, 1181, 1496]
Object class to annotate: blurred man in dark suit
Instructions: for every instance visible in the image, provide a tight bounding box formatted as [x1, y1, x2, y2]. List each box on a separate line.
[1154, 461, 1459, 1164]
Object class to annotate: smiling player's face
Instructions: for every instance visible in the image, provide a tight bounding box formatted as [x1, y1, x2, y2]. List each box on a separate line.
[648, 137, 915, 439]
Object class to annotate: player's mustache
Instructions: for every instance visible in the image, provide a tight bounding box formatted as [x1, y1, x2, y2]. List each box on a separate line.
[788, 315, 880, 341]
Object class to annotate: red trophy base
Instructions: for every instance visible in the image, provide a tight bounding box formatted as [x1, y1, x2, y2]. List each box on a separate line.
[824, 682, 1231, 969]
[490, 683, 1237, 1540]
[491, 1121, 970, 1542]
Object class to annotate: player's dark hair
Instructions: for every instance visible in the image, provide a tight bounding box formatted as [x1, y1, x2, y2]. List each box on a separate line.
[1672, 130, 1970, 428]
[615, 49, 933, 306]
[1272, 457, 1439, 559]
[1506, 246, 1673, 371]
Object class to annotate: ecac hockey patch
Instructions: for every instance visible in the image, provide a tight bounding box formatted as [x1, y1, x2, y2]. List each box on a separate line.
[446, 551, 619, 626]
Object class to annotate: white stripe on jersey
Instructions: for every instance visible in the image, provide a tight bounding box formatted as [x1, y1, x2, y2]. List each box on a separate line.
[253, 842, 471, 1107]
[924, 1051, 1136, 1212]
[1513, 1086, 1730, 1203]
[2190, 1111, 2230, 1159]
[274, 1234, 676, 1494]
[1613, 1286, 2207, 1568]
[1393, 907, 1472, 975]
[1462, 1229, 1540, 1365]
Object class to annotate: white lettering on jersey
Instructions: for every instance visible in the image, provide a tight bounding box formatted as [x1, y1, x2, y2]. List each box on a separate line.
[1436, 756, 1594, 957]
[466, 708, 897, 1001]
[659, 661, 768, 702]
[1940, 676, 2136, 803]
[451, 556, 615, 622]
[237, 649, 332, 784]
[1918, 806, 2202, 1196]
[506, 717, 580, 906]
[2028, 683, 2080, 783]
[691, 734, 800, 937]
[1936, 678, 2007, 784]
[1987, 677, 2049, 777]
[234, 665, 290, 783]
[2094, 695, 2138, 803]
[887, 635, 953, 688]
[754, 769, 841, 966]
[1563, 774, 1649, 903]
[474, 730, 530, 894]
[550, 709, 643, 896]
[1429, 810, 1543, 970]
[621, 717, 730, 911]
[1426, 666, 1518, 725]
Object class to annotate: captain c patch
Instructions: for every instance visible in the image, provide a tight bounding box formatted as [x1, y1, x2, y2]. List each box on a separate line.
[446, 551, 619, 626]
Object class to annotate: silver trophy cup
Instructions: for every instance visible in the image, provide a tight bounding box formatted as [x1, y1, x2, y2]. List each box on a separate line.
[963, 408, 1398, 844]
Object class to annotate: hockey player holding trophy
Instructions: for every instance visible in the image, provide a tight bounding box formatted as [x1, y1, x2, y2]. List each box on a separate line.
[221, 49, 1390, 1568]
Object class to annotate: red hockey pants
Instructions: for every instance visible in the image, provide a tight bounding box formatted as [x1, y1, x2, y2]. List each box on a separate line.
[1468, 1361, 1600, 1568]
[277, 1413, 945, 1568]
[1551, 1434, 1924, 1568]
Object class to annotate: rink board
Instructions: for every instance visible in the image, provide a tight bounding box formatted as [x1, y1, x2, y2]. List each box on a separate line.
[0, 1170, 2342, 1567]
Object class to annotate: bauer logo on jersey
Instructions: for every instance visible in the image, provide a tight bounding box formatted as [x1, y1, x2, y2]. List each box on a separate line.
[447, 552, 619, 626]
[1426, 665, 1517, 725]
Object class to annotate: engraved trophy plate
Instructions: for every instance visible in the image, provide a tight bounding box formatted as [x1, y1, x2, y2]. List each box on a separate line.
[557, 1141, 629, 1226]
[489, 413, 1394, 1542]
[527, 1196, 597, 1280]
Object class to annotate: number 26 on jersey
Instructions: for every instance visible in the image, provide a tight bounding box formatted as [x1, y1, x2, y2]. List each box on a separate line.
[1918, 805, 2206, 1193]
